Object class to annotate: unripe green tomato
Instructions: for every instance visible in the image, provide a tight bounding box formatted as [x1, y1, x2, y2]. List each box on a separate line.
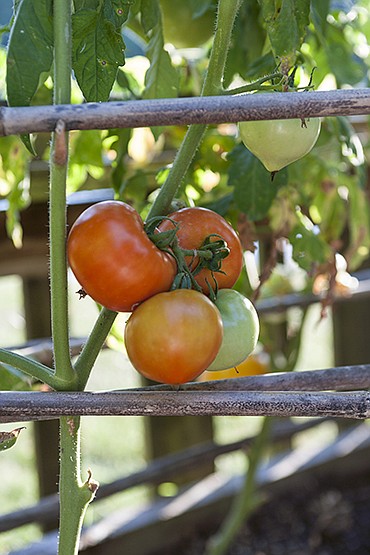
[207, 289, 259, 371]
[238, 117, 321, 172]
[160, 0, 216, 49]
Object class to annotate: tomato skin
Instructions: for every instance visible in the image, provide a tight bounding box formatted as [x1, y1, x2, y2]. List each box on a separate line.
[238, 117, 321, 172]
[124, 289, 223, 384]
[207, 289, 259, 371]
[67, 201, 176, 312]
[160, 0, 216, 49]
[158, 207, 243, 293]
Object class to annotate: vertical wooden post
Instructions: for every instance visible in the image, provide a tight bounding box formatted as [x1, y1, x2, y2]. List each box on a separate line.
[145, 416, 214, 489]
[333, 292, 370, 366]
[22, 275, 60, 531]
[332, 267, 370, 430]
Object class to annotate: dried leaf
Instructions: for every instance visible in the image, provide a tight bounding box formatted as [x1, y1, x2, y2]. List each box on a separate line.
[0, 427, 26, 452]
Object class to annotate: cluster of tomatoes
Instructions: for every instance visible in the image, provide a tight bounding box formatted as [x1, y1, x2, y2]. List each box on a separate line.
[67, 202, 260, 384]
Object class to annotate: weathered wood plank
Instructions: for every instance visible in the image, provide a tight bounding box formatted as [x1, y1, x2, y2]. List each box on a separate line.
[0, 389, 369, 422]
[1, 89, 370, 137]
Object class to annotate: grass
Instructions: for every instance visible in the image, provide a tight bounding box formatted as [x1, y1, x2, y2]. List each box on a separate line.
[0, 274, 335, 553]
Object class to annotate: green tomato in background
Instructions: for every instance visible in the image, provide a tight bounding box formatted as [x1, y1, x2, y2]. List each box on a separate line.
[160, 0, 216, 49]
[207, 289, 260, 372]
[238, 117, 321, 172]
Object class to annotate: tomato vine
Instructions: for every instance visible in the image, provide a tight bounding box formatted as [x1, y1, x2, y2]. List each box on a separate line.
[1, 0, 370, 553]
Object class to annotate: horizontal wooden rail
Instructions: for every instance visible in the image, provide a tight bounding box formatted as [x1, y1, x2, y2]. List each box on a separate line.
[1, 88, 370, 136]
[256, 269, 370, 314]
[146, 364, 370, 393]
[0, 389, 369, 422]
[1, 365, 369, 423]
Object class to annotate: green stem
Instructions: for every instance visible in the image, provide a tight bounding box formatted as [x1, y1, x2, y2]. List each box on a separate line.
[0, 348, 69, 390]
[147, 0, 242, 219]
[50, 0, 75, 385]
[74, 307, 118, 390]
[51, 2, 90, 554]
[205, 417, 271, 555]
[59, 417, 98, 555]
[203, 0, 243, 97]
[223, 72, 284, 95]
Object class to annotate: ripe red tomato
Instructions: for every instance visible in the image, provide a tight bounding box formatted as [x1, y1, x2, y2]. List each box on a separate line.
[124, 289, 223, 384]
[158, 207, 243, 294]
[67, 201, 176, 312]
[207, 289, 259, 371]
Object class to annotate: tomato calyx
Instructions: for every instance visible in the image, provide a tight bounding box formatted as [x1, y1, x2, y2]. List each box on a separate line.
[145, 216, 231, 296]
[144, 216, 179, 250]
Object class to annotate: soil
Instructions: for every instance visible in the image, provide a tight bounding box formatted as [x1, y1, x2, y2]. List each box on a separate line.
[164, 471, 370, 555]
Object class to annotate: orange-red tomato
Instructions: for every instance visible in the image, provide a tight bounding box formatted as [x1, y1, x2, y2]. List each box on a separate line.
[158, 207, 243, 294]
[201, 352, 269, 381]
[124, 289, 223, 384]
[67, 201, 176, 312]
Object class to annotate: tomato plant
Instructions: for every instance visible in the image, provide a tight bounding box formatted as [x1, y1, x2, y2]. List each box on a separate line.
[124, 289, 223, 384]
[160, 0, 216, 49]
[158, 207, 243, 294]
[67, 201, 176, 312]
[207, 289, 259, 371]
[238, 117, 321, 172]
[3, 0, 370, 553]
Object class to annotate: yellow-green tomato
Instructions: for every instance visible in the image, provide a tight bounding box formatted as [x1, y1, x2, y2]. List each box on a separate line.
[160, 0, 216, 49]
[238, 117, 321, 172]
[207, 289, 259, 371]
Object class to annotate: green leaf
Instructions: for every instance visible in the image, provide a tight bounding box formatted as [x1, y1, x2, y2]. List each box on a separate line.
[224, 0, 266, 87]
[119, 169, 149, 210]
[6, 0, 53, 107]
[244, 52, 276, 81]
[140, 0, 160, 34]
[289, 213, 331, 272]
[6, 0, 53, 153]
[324, 24, 367, 87]
[257, 0, 311, 66]
[110, 128, 132, 193]
[228, 145, 287, 221]
[0, 428, 26, 452]
[72, 1, 131, 102]
[130, 0, 142, 17]
[116, 68, 141, 97]
[70, 130, 104, 167]
[143, 23, 179, 99]
[345, 176, 370, 270]
[0, 363, 32, 391]
[310, 0, 330, 38]
[103, 0, 132, 28]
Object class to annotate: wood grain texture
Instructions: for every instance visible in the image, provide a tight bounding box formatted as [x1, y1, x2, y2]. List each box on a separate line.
[1, 89, 370, 136]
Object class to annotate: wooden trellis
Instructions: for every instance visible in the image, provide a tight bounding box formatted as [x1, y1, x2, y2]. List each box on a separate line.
[1, 88, 370, 422]
[1, 88, 370, 136]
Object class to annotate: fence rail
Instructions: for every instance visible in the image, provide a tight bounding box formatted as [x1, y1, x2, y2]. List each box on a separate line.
[1, 88, 370, 136]
[1, 383, 369, 423]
